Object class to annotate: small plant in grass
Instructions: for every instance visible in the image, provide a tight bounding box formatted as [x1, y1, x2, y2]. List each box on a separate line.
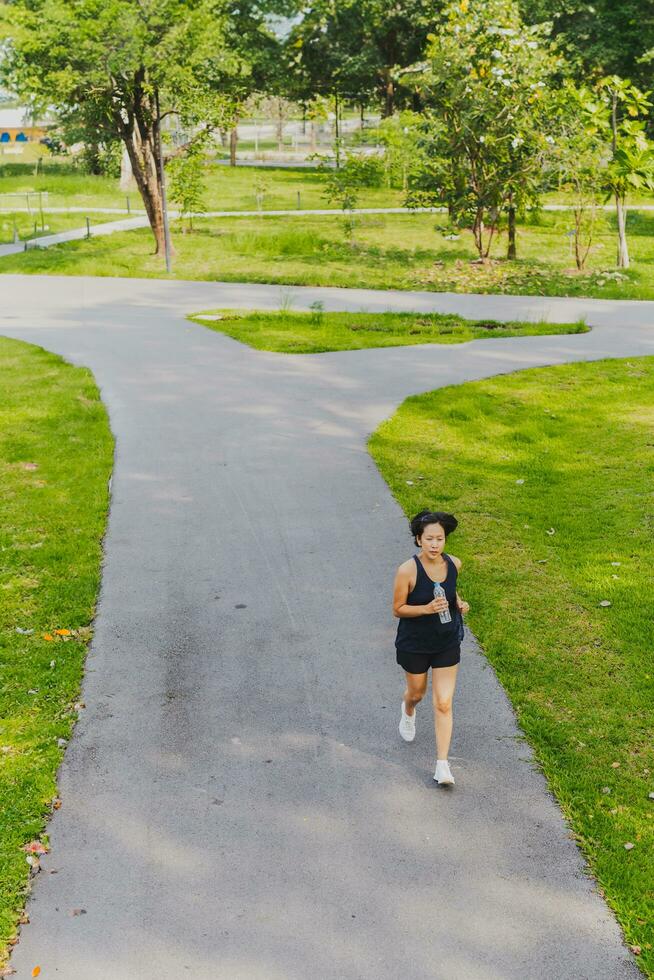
[278, 288, 295, 312]
[322, 156, 376, 243]
[167, 143, 208, 233]
[308, 300, 324, 326]
[254, 174, 269, 211]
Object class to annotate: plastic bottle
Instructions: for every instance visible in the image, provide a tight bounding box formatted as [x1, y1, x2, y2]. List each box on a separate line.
[433, 582, 452, 624]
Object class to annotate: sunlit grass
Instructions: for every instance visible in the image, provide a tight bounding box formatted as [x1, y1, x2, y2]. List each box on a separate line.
[189, 308, 587, 353]
[0, 337, 113, 968]
[3, 210, 654, 300]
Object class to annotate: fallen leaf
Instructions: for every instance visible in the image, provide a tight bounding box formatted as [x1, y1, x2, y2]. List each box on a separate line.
[630, 946, 642, 956]
[27, 689, 38, 695]
[49, 660, 55, 668]
[515, 479, 525, 485]
[536, 559, 548, 564]
[73, 701, 85, 711]
[599, 600, 612, 607]
[405, 480, 414, 485]
[546, 527, 555, 535]
[0, 966, 17, 976]
[22, 463, 39, 471]
[624, 842, 635, 851]
[42, 633, 54, 641]
[601, 786, 611, 794]
[15, 627, 34, 635]
[31, 968, 41, 978]
[611, 761, 621, 768]
[611, 561, 621, 566]
[52, 798, 62, 809]
[22, 841, 48, 855]
[648, 792, 654, 800]
[53, 628, 71, 636]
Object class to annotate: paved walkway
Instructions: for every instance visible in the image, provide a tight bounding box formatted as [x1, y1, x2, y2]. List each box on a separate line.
[1, 275, 652, 980]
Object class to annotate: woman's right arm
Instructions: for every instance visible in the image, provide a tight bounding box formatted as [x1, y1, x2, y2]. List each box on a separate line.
[393, 565, 445, 618]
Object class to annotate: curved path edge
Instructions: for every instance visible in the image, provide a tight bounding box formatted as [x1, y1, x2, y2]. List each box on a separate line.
[1, 274, 651, 980]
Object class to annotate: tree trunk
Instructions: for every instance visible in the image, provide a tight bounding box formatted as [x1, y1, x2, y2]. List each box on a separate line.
[616, 193, 629, 268]
[276, 103, 284, 152]
[230, 127, 237, 167]
[472, 208, 484, 258]
[334, 92, 340, 167]
[574, 204, 588, 270]
[115, 101, 174, 257]
[360, 103, 365, 129]
[507, 199, 517, 260]
[382, 69, 394, 117]
[119, 147, 133, 190]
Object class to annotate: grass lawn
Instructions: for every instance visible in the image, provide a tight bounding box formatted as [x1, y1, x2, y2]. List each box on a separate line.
[189, 309, 587, 353]
[0, 211, 113, 245]
[0, 160, 405, 213]
[3, 210, 654, 301]
[369, 357, 654, 976]
[0, 338, 113, 969]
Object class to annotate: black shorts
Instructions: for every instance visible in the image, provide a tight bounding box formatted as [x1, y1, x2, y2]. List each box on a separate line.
[396, 644, 461, 674]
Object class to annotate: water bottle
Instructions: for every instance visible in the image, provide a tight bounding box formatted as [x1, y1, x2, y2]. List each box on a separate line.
[433, 583, 452, 624]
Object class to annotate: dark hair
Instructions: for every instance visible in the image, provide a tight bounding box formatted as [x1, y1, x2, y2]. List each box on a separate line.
[410, 509, 458, 546]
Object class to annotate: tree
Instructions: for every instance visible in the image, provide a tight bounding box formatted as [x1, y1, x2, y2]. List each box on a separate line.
[550, 84, 606, 271]
[285, 0, 438, 125]
[0, 0, 249, 256]
[407, 0, 561, 260]
[167, 140, 208, 232]
[210, 0, 284, 166]
[596, 77, 654, 268]
[522, 0, 654, 100]
[356, 112, 422, 190]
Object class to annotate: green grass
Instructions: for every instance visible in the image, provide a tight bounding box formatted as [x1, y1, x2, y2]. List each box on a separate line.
[0, 211, 113, 244]
[4, 210, 654, 301]
[0, 160, 405, 212]
[368, 357, 654, 976]
[0, 338, 113, 969]
[189, 309, 587, 353]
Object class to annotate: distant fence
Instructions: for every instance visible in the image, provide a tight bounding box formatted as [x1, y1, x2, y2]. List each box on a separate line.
[0, 190, 48, 213]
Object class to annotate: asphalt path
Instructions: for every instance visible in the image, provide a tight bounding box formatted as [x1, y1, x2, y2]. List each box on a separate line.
[2, 275, 652, 980]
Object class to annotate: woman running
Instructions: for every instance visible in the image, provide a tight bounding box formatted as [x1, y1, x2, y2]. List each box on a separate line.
[392, 509, 469, 785]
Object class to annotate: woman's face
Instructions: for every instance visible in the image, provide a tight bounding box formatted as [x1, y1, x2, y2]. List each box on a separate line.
[418, 522, 446, 558]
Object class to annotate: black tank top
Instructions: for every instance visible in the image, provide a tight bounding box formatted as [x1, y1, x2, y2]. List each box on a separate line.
[395, 553, 459, 654]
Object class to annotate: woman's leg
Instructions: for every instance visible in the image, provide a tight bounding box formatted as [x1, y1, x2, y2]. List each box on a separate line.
[403, 670, 428, 716]
[432, 664, 459, 759]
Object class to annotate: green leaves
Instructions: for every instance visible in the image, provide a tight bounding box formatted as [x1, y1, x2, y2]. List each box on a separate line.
[409, 0, 561, 258]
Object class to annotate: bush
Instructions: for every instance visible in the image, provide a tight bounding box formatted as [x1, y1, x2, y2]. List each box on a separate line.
[79, 140, 122, 177]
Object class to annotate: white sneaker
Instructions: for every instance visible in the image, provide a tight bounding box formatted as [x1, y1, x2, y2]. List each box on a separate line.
[434, 760, 455, 785]
[399, 700, 416, 742]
